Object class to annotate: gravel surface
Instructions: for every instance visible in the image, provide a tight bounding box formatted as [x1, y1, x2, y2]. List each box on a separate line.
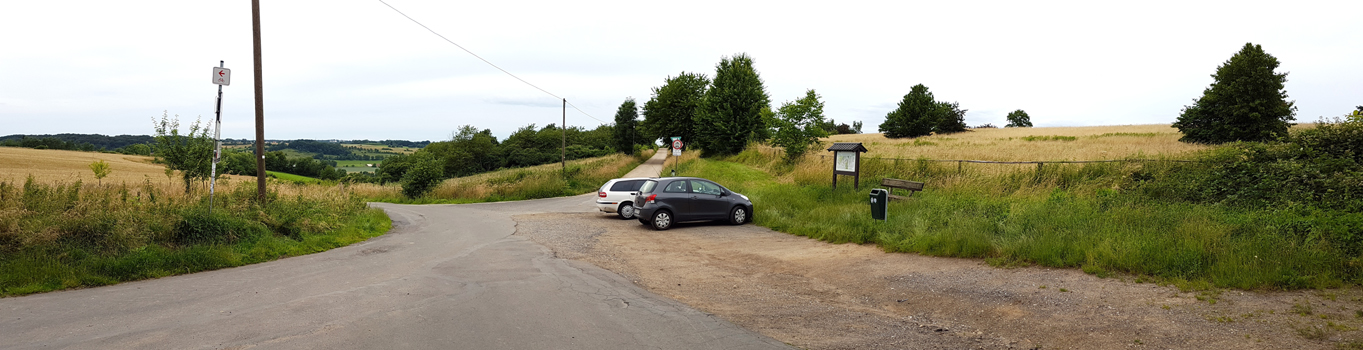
[515, 212, 1363, 350]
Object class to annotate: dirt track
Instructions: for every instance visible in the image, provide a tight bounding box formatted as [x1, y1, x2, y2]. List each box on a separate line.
[517, 212, 1363, 349]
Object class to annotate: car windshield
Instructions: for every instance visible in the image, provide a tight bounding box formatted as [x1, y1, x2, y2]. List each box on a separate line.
[639, 180, 658, 194]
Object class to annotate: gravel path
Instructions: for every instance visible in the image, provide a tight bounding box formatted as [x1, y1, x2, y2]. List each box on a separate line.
[516, 211, 1363, 350]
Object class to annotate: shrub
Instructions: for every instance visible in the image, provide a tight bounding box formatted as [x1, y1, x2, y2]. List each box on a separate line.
[400, 156, 444, 199]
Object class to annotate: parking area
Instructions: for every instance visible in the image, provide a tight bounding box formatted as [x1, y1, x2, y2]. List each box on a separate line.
[515, 211, 1338, 350]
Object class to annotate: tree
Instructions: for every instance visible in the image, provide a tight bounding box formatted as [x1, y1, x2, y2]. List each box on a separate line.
[1173, 43, 1296, 144]
[88, 160, 111, 186]
[879, 84, 939, 138]
[1006, 109, 1033, 127]
[695, 53, 771, 156]
[935, 101, 968, 134]
[771, 89, 830, 162]
[151, 112, 214, 194]
[612, 98, 641, 153]
[641, 72, 709, 147]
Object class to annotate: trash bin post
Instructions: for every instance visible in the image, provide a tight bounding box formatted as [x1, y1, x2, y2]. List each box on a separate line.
[869, 188, 888, 221]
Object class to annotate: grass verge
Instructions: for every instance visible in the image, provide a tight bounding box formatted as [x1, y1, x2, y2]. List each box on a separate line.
[0, 177, 390, 296]
[678, 146, 1359, 290]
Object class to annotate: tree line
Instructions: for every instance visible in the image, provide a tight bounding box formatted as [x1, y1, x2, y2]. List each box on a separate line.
[0, 134, 154, 155]
[367, 123, 616, 190]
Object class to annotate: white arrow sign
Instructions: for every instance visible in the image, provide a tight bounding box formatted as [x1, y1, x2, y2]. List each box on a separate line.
[213, 67, 231, 86]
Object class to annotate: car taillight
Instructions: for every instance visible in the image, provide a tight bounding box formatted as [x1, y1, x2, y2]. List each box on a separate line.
[598, 191, 606, 198]
[645, 194, 656, 204]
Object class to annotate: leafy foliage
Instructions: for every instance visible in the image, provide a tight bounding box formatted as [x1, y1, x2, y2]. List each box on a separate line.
[1132, 113, 1363, 255]
[641, 72, 709, 147]
[151, 112, 214, 194]
[88, 160, 111, 186]
[879, 84, 939, 138]
[696, 53, 771, 156]
[771, 90, 830, 162]
[1006, 109, 1033, 127]
[377, 123, 614, 184]
[400, 154, 444, 199]
[935, 101, 969, 134]
[1173, 43, 1296, 144]
[612, 98, 643, 153]
[425, 125, 502, 177]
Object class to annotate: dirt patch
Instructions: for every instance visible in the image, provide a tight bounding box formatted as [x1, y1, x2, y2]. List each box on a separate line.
[515, 212, 1363, 349]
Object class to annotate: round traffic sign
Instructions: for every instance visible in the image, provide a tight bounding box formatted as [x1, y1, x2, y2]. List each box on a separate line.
[672, 140, 683, 149]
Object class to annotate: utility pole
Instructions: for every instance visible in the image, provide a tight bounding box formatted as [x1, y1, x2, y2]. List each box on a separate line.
[561, 98, 566, 174]
[251, 0, 266, 202]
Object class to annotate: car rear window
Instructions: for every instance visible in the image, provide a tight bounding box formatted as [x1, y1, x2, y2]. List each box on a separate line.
[610, 180, 645, 192]
[639, 180, 658, 194]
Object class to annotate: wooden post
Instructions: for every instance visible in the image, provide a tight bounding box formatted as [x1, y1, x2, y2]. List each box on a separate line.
[251, 0, 266, 202]
[561, 98, 566, 175]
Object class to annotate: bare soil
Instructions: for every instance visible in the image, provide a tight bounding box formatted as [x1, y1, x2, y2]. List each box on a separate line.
[516, 212, 1363, 350]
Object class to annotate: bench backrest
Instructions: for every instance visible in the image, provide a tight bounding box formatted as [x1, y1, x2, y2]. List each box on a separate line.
[881, 178, 924, 191]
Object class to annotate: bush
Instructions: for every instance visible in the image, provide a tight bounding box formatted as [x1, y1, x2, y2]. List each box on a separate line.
[400, 157, 444, 198]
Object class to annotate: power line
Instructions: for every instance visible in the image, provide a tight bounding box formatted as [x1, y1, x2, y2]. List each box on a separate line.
[377, 0, 607, 125]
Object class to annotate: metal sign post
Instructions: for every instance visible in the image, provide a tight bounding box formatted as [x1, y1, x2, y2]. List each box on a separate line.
[209, 61, 230, 214]
[670, 137, 682, 176]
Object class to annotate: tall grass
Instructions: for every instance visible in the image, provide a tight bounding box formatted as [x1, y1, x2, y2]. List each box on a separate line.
[361, 150, 654, 204]
[0, 177, 389, 296]
[686, 137, 1358, 290]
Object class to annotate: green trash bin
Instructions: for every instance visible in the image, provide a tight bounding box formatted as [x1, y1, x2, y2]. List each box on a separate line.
[869, 188, 888, 221]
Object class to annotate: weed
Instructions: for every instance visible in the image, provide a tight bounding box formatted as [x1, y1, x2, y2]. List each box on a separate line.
[1295, 302, 1316, 316]
[1295, 323, 1330, 340]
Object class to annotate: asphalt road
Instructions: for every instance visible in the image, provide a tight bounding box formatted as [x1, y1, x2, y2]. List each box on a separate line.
[1, 150, 789, 349]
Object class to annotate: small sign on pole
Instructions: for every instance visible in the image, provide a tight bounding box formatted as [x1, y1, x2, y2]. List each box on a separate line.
[671, 138, 683, 157]
[213, 67, 231, 86]
[209, 62, 227, 214]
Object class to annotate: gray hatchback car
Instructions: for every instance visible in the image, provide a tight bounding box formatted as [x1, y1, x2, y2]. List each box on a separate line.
[632, 177, 753, 230]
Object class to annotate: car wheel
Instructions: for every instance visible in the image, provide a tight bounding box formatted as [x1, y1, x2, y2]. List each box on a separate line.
[729, 206, 747, 225]
[651, 210, 672, 231]
[617, 202, 635, 220]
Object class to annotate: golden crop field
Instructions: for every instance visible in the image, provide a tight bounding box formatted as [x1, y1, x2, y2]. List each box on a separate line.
[823, 124, 1208, 162]
[0, 147, 253, 185]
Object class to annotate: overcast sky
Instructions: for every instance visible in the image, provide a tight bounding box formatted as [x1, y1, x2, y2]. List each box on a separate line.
[2, 0, 1360, 142]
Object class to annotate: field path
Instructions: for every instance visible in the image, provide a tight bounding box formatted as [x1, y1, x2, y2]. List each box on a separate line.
[0, 193, 788, 349]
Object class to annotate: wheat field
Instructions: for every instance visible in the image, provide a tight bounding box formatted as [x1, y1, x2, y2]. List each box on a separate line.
[823, 124, 1209, 162]
[0, 147, 255, 186]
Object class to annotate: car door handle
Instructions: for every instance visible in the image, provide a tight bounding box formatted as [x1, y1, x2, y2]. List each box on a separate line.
[690, 196, 697, 199]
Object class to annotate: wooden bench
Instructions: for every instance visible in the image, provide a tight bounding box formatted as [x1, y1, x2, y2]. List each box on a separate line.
[881, 178, 924, 200]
